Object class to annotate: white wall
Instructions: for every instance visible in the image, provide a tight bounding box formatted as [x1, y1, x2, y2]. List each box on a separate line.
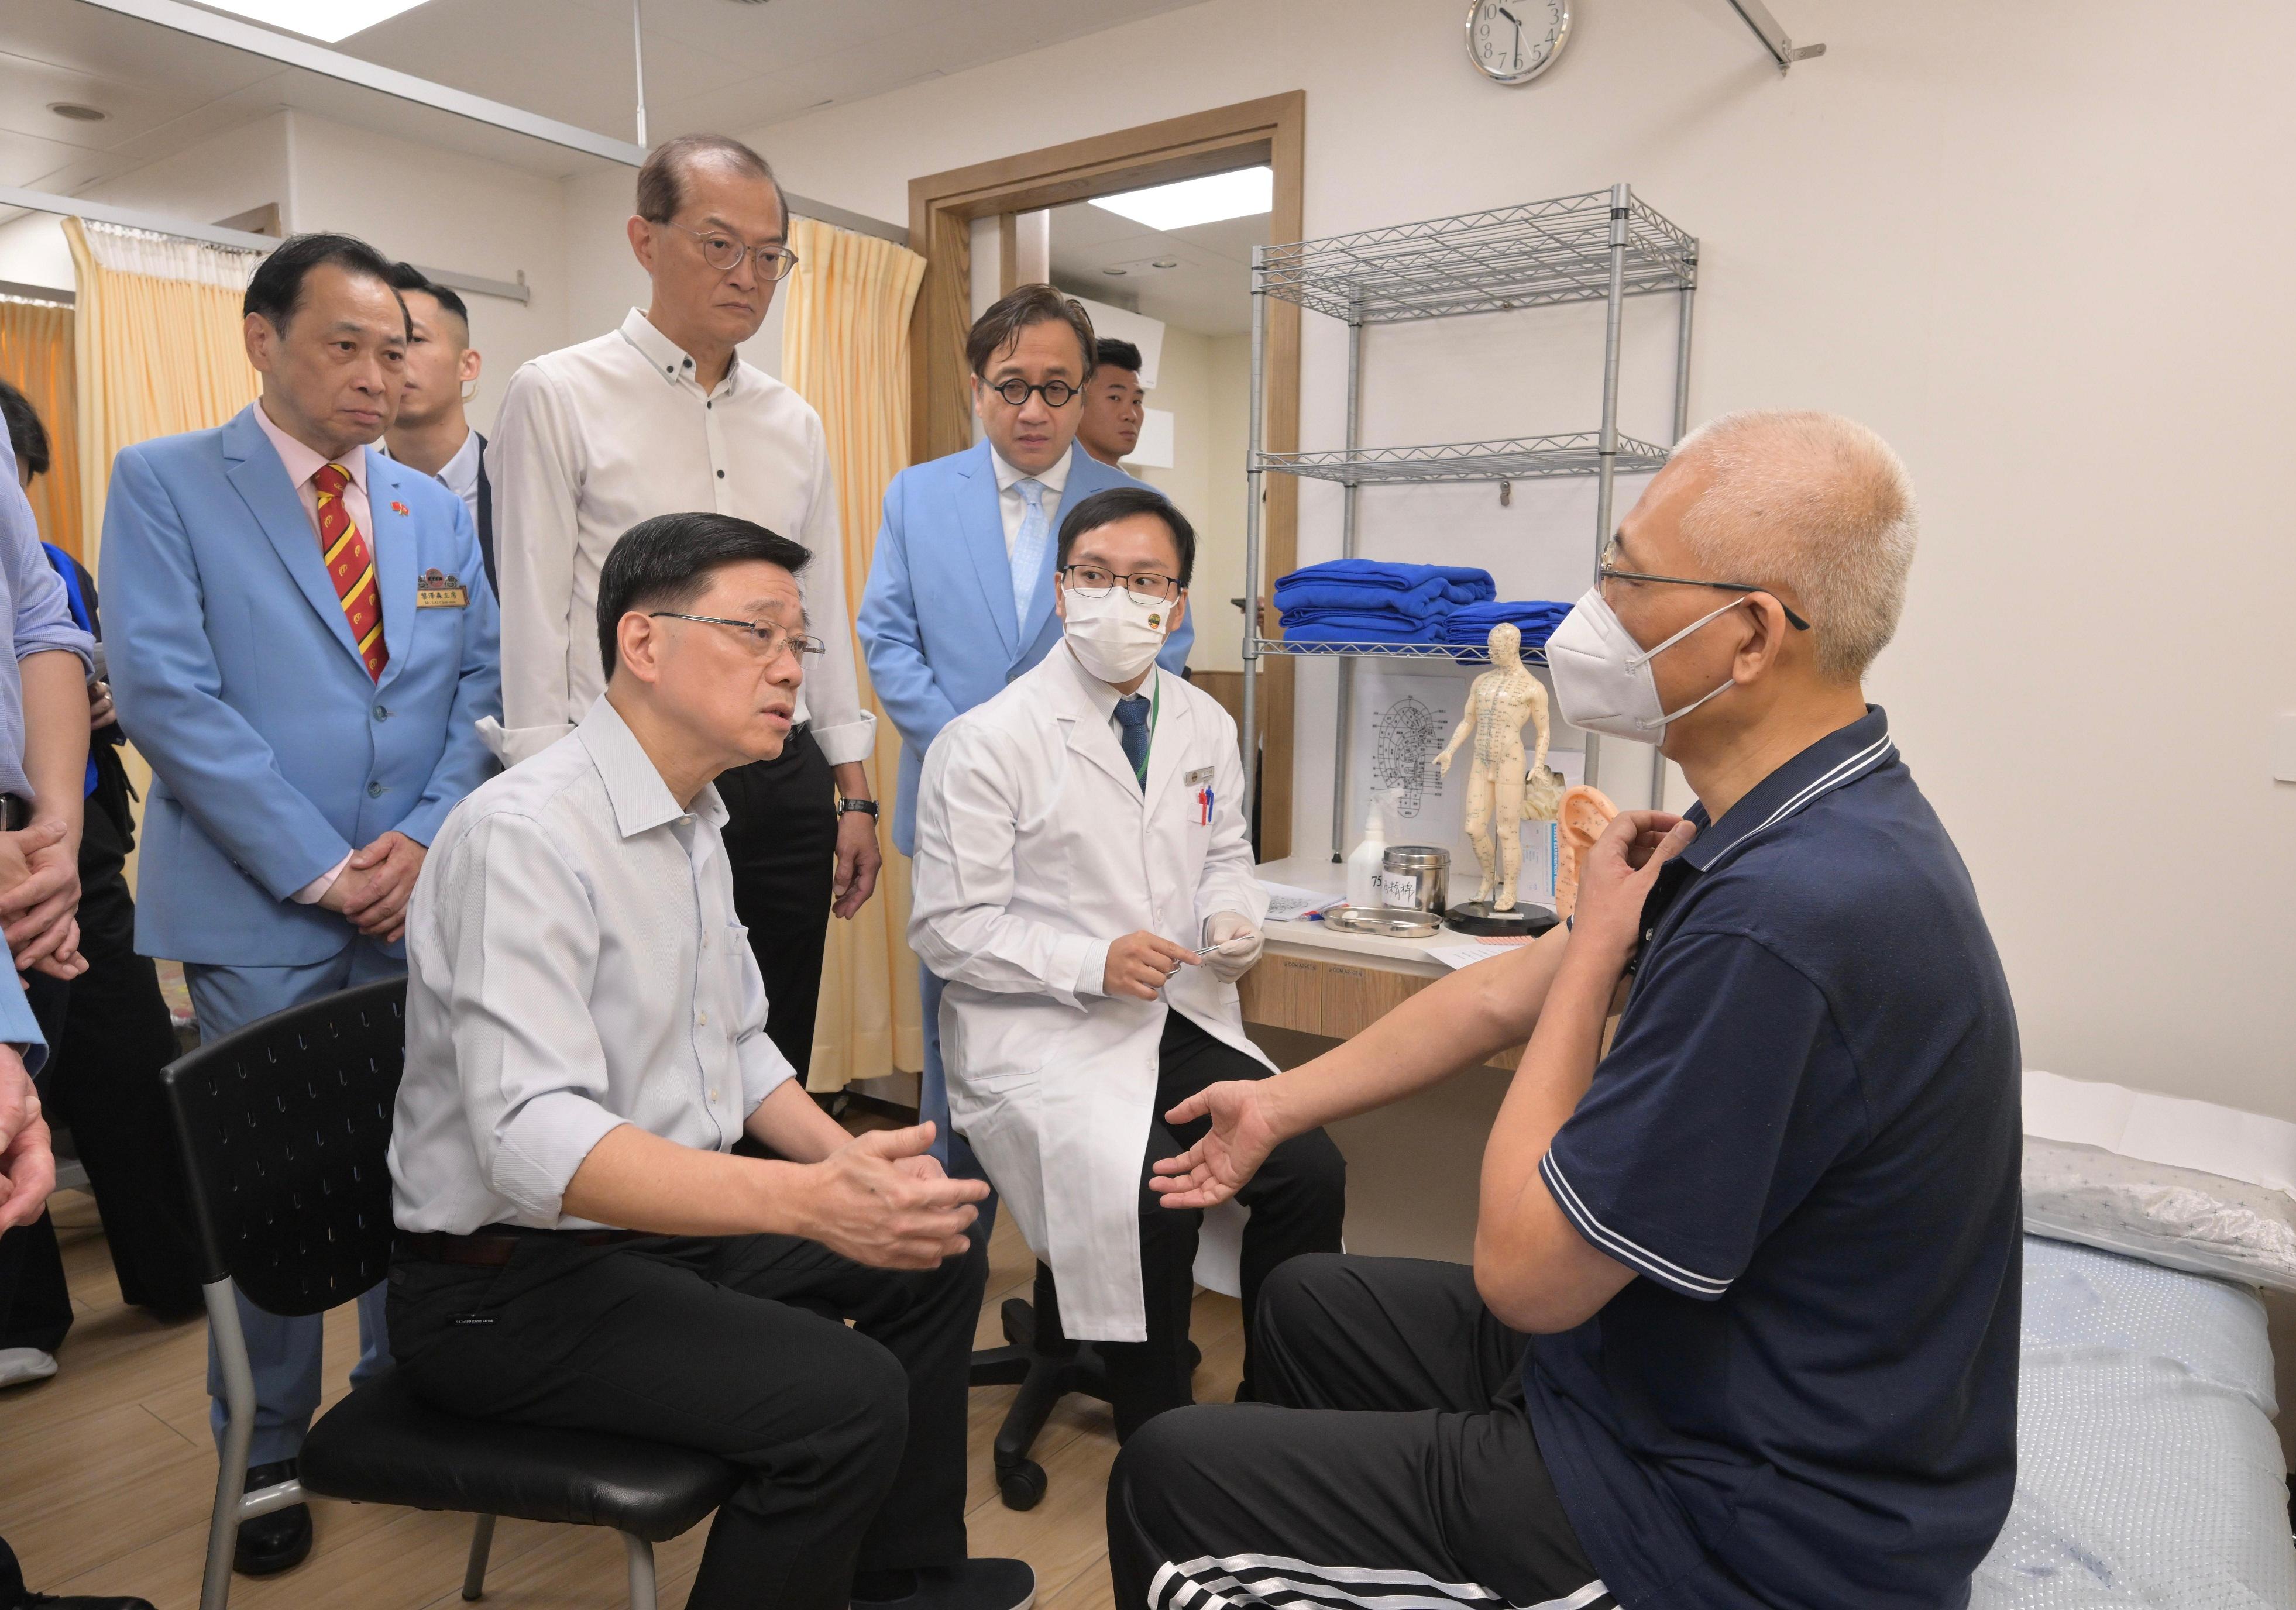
[1136, 327, 1252, 670]
[281, 111, 567, 435]
[683, 0, 2296, 1117]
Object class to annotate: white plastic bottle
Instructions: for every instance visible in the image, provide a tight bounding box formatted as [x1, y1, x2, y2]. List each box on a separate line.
[1345, 799, 1389, 910]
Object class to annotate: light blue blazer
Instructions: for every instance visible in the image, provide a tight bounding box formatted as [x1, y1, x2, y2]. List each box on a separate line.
[857, 441, 1194, 856]
[101, 405, 501, 966]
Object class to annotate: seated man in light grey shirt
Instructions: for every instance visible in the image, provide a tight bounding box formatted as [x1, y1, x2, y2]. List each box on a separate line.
[386, 511, 1030, 1610]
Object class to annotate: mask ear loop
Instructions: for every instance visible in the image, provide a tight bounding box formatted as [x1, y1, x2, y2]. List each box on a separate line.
[1623, 594, 1755, 673]
[1628, 596, 1755, 731]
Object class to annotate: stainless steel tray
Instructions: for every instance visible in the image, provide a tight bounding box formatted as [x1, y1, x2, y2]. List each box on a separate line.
[1325, 906, 1442, 938]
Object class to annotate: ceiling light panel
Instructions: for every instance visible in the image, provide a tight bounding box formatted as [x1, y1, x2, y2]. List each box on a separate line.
[189, 0, 435, 43]
[1090, 166, 1273, 232]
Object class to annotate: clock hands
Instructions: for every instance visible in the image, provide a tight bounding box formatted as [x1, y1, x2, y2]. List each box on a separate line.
[1497, 5, 1525, 69]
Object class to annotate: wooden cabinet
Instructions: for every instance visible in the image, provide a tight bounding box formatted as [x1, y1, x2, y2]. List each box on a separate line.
[1239, 955, 1326, 1034]
[1241, 954, 1523, 1070]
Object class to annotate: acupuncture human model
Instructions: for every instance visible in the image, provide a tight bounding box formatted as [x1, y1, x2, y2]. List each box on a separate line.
[1434, 621, 1551, 911]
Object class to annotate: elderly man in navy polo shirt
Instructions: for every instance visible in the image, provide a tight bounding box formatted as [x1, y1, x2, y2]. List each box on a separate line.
[1112, 411, 2020, 1610]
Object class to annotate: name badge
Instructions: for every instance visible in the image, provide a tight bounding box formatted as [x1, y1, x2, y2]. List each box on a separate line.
[1185, 766, 1215, 786]
[415, 567, 469, 609]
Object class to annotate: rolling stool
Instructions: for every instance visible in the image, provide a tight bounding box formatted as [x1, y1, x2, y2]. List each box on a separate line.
[968, 1260, 1200, 1510]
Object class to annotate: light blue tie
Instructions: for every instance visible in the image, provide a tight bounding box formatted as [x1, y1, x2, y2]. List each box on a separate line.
[1010, 477, 1049, 634]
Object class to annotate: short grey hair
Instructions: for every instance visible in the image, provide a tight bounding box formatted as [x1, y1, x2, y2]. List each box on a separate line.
[1669, 410, 1918, 682]
[637, 133, 783, 227]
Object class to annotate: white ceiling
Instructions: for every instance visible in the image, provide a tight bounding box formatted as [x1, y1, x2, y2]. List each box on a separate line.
[0, 0, 1209, 203]
[1049, 197, 1263, 338]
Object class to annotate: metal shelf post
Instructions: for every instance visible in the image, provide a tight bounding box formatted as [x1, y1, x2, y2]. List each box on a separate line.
[1585, 182, 1633, 793]
[1240, 250, 1267, 830]
[1330, 300, 1364, 858]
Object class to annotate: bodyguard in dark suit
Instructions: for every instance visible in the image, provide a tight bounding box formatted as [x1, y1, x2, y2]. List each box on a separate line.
[383, 263, 495, 591]
[102, 234, 500, 1576]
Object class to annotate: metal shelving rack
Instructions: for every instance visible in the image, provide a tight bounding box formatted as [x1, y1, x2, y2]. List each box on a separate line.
[1239, 184, 1699, 854]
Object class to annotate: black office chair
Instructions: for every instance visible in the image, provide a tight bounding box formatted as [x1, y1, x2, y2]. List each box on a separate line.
[967, 1260, 1112, 1509]
[968, 1260, 1201, 1511]
[163, 978, 743, 1610]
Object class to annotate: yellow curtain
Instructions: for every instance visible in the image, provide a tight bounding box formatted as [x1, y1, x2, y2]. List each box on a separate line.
[0, 297, 83, 560]
[66, 216, 261, 575]
[781, 216, 928, 1092]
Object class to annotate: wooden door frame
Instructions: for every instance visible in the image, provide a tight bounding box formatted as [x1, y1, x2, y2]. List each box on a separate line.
[906, 91, 1304, 859]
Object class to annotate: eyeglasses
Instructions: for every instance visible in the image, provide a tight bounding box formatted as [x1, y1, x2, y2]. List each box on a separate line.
[659, 221, 800, 281]
[1060, 564, 1182, 606]
[982, 377, 1081, 409]
[1597, 539, 1810, 631]
[649, 612, 827, 660]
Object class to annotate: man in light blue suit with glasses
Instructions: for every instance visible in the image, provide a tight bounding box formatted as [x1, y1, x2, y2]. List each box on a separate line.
[101, 232, 499, 1579]
[858, 285, 1192, 1162]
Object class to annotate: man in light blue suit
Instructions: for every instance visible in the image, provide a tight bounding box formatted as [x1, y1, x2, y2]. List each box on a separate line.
[102, 234, 499, 1578]
[857, 286, 1191, 1159]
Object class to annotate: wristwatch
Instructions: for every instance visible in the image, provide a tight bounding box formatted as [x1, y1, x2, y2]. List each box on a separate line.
[837, 797, 879, 818]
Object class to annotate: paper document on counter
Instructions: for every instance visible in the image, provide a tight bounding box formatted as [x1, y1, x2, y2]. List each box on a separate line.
[1260, 880, 1346, 923]
[1428, 937, 1541, 971]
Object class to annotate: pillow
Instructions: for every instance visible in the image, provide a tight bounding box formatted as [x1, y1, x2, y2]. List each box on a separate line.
[2021, 1071, 2296, 1292]
[2022, 1136, 2296, 1293]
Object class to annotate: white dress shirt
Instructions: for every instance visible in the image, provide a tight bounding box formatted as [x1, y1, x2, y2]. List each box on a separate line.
[991, 443, 1073, 558]
[253, 398, 373, 551]
[432, 425, 483, 532]
[485, 308, 876, 768]
[388, 694, 799, 1233]
[251, 400, 369, 904]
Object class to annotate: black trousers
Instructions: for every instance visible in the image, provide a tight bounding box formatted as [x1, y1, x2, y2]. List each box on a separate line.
[0, 973, 73, 1353]
[717, 728, 840, 1079]
[1107, 1255, 1612, 1610]
[389, 1228, 985, 1610]
[44, 801, 200, 1317]
[1097, 1012, 1348, 1439]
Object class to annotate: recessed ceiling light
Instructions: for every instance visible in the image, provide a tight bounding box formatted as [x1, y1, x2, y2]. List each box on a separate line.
[1101, 267, 1130, 277]
[1152, 259, 1179, 269]
[189, 0, 435, 43]
[1091, 166, 1272, 232]
[47, 102, 108, 122]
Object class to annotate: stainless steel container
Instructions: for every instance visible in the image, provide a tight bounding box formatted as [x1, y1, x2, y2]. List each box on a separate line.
[1380, 845, 1449, 914]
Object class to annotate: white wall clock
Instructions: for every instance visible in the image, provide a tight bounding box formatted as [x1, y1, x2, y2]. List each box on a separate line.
[1465, 0, 1572, 85]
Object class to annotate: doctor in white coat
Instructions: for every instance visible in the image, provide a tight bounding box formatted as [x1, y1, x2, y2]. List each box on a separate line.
[910, 487, 1346, 1437]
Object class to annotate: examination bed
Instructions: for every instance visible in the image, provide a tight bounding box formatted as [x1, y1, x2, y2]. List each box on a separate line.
[1971, 1236, 2294, 1609]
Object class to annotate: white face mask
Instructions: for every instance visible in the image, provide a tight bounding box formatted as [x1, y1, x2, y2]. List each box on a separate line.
[1546, 585, 1746, 744]
[1063, 586, 1171, 684]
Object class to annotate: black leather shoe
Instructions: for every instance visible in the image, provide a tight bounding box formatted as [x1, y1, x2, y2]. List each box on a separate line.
[852, 1559, 1036, 1610]
[232, 1460, 312, 1576]
[15, 1592, 160, 1608]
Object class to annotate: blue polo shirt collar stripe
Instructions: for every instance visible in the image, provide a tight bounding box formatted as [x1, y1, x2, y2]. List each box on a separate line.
[1541, 1151, 1732, 1298]
[1678, 707, 1896, 873]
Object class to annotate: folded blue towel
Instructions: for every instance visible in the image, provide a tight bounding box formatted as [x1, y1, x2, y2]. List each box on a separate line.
[1439, 599, 1572, 648]
[1273, 560, 1496, 619]
[1281, 613, 1445, 645]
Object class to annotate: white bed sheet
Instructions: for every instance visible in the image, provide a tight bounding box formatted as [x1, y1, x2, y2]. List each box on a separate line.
[1973, 1237, 2295, 1610]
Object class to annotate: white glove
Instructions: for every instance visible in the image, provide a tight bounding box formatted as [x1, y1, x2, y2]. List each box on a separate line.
[1200, 911, 1263, 982]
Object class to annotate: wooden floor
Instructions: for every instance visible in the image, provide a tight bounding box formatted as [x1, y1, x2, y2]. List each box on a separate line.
[2, 1188, 1244, 1609]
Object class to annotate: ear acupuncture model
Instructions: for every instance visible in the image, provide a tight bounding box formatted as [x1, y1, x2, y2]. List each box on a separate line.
[1553, 785, 1618, 924]
[1433, 622, 1551, 915]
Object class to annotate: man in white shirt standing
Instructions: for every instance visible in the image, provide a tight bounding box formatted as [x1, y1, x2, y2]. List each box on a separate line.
[381, 263, 493, 593]
[489, 133, 880, 1083]
[389, 512, 1029, 1610]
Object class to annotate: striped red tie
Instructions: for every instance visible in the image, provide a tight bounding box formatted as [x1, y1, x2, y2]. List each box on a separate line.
[313, 463, 387, 680]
